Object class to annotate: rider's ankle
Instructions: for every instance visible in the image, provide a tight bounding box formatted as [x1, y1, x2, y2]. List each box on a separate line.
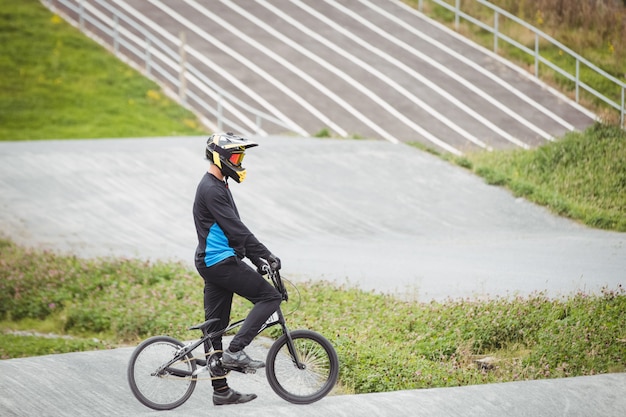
[214, 386, 230, 395]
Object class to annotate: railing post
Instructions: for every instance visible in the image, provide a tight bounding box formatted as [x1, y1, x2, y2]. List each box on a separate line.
[493, 11, 499, 53]
[146, 37, 151, 76]
[454, 0, 460, 30]
[620, 87, 626, 129]
[179, 31, 187, 104]
[113, 15, 119, 55]
[417, 0, 423, 12]
[79, 0, 85, 31]
[575, 59, 580, 103]
[622, 87, 625, 128]
[534, 33, 539, 77]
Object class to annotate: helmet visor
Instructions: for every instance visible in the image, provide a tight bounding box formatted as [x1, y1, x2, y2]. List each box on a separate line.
[228, 151, 245, 166]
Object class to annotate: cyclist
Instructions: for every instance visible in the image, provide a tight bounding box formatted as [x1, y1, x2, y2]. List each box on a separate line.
[193, 132, 282, 406]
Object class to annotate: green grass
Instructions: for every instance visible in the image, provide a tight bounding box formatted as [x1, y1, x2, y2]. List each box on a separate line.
[443, 123, 625, 232]
[0, 333, 105, 359]
[1, 239, 625, 393]
[0, 0, 207, 140]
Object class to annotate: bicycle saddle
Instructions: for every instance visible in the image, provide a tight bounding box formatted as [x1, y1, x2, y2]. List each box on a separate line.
[189, 318, 220, 333]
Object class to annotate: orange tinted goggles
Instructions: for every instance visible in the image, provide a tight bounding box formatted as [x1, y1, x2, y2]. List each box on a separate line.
[228, 152, 245, 166]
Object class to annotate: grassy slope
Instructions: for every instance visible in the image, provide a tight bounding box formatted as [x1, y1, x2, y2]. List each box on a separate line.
[458, 123, 626, 231]
[1, 239, 624, 393]
[0, 0, 207, 140]
[402, 1, 626, 230]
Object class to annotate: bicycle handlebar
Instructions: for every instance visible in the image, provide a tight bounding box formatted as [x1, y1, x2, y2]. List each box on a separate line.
[262, 263, 288, 302]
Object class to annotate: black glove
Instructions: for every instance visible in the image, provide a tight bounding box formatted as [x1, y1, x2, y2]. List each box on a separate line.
[252, 257, 269, 275]
[267, 254, 281, 272]
[253, 254, 281, 274]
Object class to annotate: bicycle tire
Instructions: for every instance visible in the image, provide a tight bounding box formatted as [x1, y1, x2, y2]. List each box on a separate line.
[266, 329, 339, 404]
[127, 335, 197, 410]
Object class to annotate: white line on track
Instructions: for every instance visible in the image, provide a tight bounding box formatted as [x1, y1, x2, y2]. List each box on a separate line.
[293, 0, 519, 149]
[56, 0, 223, 132]
[329, 0, 550, 146]
[192, 0, 405, 145]
[146, 0, 319, 136]
[111, 0, 308, 136]
[252, 0, 479, 152]
[146, 0, 333, 137]
[185, 0, 351, 139]
[365, 0, 576, 136]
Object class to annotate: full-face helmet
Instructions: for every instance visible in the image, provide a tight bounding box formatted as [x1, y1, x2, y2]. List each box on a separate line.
[205, 132, 258, 183]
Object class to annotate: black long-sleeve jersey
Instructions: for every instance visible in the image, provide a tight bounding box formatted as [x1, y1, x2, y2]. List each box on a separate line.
[193, 172, 271, 269]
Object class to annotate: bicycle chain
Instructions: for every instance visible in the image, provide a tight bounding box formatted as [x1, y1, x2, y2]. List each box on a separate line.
[163, 350, 230, 381]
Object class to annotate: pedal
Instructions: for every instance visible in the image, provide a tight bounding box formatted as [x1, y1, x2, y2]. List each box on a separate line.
[223, 365, 256, 375]
[192, 365, 210, 377]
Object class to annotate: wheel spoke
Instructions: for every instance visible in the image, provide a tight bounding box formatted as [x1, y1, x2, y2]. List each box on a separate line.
[128, 336, 197, 410]
[266, 330, 338, 404]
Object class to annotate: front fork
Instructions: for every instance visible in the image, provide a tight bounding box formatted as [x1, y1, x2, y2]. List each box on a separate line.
[275, 308, 306, 370]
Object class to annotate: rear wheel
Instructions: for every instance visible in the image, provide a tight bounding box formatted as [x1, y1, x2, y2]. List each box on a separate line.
[266, 330, 339, 404]
[127, 336, 197, 410]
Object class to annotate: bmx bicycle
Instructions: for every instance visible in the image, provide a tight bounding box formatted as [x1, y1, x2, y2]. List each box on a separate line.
[127, 263, 339, 410]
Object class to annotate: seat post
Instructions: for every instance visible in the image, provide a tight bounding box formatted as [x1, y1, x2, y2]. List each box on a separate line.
[203, 332, 213, 355]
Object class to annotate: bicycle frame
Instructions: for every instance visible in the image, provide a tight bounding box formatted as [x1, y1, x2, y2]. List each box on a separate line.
[163, 268, 304, 377]
[128, 266, 339, 408]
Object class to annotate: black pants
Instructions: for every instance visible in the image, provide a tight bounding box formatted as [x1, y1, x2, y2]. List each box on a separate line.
[197, 256, 282, 389]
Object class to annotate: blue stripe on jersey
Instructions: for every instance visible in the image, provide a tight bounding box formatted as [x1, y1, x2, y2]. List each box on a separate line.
[204, 223, 235, 267]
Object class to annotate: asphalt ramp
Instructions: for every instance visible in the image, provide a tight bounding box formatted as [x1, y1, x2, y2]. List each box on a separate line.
[1, 136, 625, 416]
[0, 341, 625, 417]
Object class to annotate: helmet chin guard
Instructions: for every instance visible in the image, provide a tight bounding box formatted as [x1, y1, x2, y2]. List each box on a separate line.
[206, 132, 258, 183]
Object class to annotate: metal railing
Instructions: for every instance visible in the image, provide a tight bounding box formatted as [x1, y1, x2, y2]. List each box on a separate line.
[417, 0, 626, 127]
[41, 0, 300, 136]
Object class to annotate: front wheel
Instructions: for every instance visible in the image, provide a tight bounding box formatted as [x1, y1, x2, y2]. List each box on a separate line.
[127, 335, 197, 410]
[266, 329, 339, 404]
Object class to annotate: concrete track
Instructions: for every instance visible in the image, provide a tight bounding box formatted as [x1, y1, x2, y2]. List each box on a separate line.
[46, 0, 597, 154]
[1, 136, 625, 416]
[1, 136, 624, 301]
[1, 345, 625, 416]
[2, 2, 623, 415]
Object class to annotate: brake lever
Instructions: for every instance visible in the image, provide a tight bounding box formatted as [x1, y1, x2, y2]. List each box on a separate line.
[261, 263, 288, 301]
